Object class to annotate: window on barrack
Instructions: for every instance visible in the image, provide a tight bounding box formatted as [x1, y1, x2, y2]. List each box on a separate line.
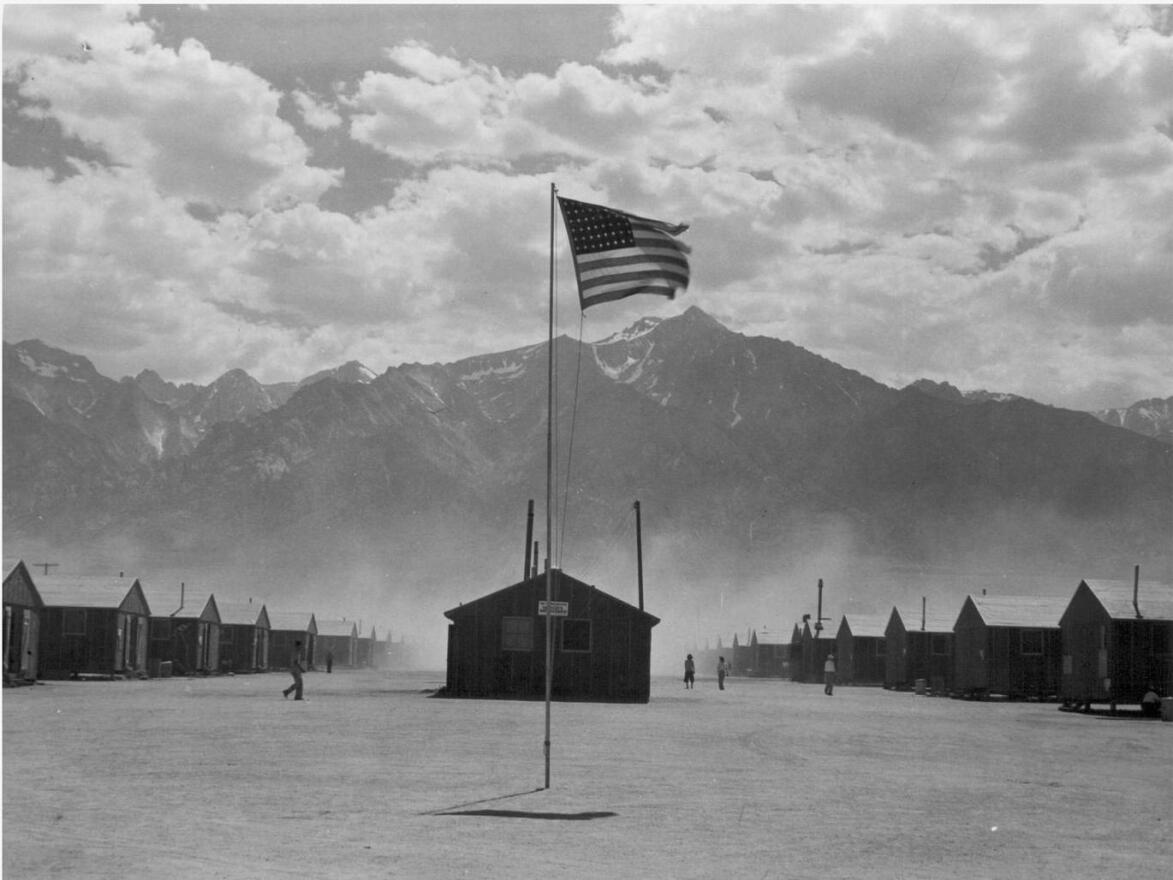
[561, 619, 592, 653]
[62, 608, 86, 636]
[501, 616, 533, 651]
[1020, 629, 1043, 655]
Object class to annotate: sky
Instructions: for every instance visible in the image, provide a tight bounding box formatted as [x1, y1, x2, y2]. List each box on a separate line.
[2, 3, 1171, 411]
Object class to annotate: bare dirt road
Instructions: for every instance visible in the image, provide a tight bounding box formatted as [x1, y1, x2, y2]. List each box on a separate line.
[3, 669, 1169, 879]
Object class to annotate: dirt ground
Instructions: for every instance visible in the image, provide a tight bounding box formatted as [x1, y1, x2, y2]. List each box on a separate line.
[3, 668, 1169, 879]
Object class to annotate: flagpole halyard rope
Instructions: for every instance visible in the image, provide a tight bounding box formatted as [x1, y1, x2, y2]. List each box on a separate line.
[557, 310, 586, 568]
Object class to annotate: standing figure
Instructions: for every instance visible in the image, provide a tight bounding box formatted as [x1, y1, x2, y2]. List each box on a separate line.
[326, 650, 334, 674]
[283, 640, 305, 700]
[823, 651, 836, 696]
[717, 656, 728, 690]
[684, 654, 696, 689]
[1140, 684, 1161, 718]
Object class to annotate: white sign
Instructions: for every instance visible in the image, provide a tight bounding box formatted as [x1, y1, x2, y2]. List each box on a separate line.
[538, 600, 569, 616]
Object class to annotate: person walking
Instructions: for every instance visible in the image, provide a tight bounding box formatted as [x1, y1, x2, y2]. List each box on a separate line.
[823, 651, 836, 696]
[283, 640, 305, 700]
[717, 656, 728, 690]
[684, 654, 696, 689]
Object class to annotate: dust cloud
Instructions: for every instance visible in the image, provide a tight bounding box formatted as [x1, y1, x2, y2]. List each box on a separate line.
[5, 490, 1168, 679]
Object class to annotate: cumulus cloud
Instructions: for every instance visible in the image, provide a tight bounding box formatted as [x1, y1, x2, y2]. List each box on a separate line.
[6, 8, 339, 211]
[1045, 243, 1173, 326]
[1, 4, 154, 67]
[348, 45, 515, 164]
[292, 90, 343, 131]
[787, 9, 1000, 146]
[348, 42, 722, 167]
[2, 5, 1171, 410]
[2, 161, 284, 377]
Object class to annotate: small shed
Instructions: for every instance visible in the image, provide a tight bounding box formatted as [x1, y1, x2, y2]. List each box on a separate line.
[385, 635, 412, 669]
[4, 561, 44, 684]
[693, 639, 719, 679]
[952, 594, 1067, 700]
[217, 602, 270, 673]
[1059, 577, 1173, 709]
[36, 574, 151, 679]
[885, 604, 956, 693]
[443, 569, 660, 703]
[835, 614, 888, 686]
[268, 611, 317, 670]
[788, 623, 803, 681]
[357, 626, 378, 668]
[316, 619, 358, 669]
[146, 588, 221, 676]
[743, 627, 788, 677]
[728, 632, 743, 675]
[696, 635, 737, 679]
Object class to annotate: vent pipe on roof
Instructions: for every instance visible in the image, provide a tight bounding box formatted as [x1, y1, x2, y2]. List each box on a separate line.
[173, 581, 184, 617]
[922, 596, 926, 632]
[524, 499, 535, 581]
[1134, 565, 1143, 619]
[815, 579, 825, 636]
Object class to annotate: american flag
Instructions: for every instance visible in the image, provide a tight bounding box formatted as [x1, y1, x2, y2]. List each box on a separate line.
[557, 196, 691, 310]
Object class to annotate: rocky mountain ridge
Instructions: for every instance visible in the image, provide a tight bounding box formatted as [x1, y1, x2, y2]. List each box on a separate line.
[4, 309, 1170, 604]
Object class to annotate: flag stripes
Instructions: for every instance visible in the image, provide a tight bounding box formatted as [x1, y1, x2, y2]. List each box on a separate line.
[557, 196, 691, 310]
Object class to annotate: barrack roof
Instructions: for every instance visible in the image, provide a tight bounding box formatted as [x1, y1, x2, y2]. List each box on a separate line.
[316, 619, 358, 638]
[1080, 579, 1173, 621]
[267, 610, 317, 632]
[890, 606, 957, 634]
[217, 601, 269, 627]
[141, 587, 216, 620]
[963, 594, 1067, 628]
[35, 574, 148, 612]
[840, 614, 890, 638]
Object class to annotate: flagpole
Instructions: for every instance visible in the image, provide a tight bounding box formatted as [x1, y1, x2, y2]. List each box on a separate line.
[544, 182, 556, 789]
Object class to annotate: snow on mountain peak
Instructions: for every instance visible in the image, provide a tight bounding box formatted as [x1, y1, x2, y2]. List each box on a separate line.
[594, 316, 664, 347]
[298, 361, 376, 389]
[16, 349, 67, 379]
[592, 343, 654, 383]
[336, 361, 376, 383]
[458, 360, 526, 383]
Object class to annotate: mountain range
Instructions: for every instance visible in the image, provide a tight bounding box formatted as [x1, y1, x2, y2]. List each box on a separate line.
[4, 308, 1171, 626]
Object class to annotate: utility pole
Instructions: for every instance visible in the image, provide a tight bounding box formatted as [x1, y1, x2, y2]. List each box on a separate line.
[32, 562, 58, 576]
[634, 500, 644, 611]
[815, 578, 830, 638]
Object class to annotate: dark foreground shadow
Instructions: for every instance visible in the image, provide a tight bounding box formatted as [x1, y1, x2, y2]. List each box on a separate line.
[440, 809, 616, 821]
[1059, 705, 1165, 721]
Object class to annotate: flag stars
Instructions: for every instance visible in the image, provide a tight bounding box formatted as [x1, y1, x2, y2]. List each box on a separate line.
[561, 200, 635, 254]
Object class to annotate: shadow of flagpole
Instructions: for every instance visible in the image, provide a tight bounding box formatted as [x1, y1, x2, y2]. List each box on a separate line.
[419, 787, 546, 816]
